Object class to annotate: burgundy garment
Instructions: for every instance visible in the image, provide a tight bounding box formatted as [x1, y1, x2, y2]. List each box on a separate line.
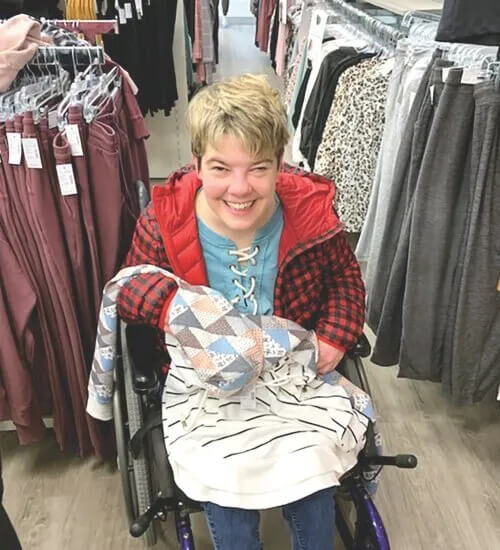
[0, 123, 74, 448]
[22, 111, 98, 455]
[65, 107, 104, 318]
[86, 117, 123, 283]
[51, 129, 97, 354]
[0, 224, 46, 445]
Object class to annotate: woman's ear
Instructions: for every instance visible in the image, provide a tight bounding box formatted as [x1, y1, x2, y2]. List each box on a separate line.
[193, 155, 202, 175]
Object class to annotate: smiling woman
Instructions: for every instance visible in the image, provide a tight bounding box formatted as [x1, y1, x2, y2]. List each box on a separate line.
[194, 135, 280, 249]
[113, 73, 367, 550]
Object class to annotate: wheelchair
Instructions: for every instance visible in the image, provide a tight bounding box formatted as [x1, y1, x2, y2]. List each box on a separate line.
[113, 320, 417, 550]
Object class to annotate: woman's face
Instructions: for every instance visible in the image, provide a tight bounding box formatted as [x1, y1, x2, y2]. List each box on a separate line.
[195, 134, 281, 238]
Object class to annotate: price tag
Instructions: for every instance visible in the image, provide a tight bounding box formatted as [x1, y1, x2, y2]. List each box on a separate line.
[125, 3, 133, 18]
[135, 0, 143, 16]
[48, 109, 58, 129]
[280, 0, 288, 24]
[7, 132, 22, 165]
[65, 124, 84, 157]
[22, 138, 43, 169]
[56, 164, 78, 196]
[307, 9, 328, 63]
[118, 7, 126, 24]
[429, 85, 435, 106]
[240, 388, 257, 410]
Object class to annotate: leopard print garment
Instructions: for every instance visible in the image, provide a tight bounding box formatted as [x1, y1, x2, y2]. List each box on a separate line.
[314, 58, 390, 232]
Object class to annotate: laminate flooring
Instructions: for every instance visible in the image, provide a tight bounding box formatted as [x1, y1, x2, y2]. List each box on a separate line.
[2, 21, 500, 550]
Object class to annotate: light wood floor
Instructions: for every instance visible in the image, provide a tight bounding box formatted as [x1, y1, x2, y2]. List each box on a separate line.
[3, 326, 499, 550]
[2, 22, 500, 550]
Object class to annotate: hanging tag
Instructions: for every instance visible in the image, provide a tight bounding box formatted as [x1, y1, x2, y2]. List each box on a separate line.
[56, 164, 78, 196]
[22, 138, 43, 169]
[240, 388, 257, 410]
[307, 9, 328, 63]
[65, 124, 84, 157]
[279, 0, 287, 24]
[7, 133, 22, 165]
[429, 85, 435, 106]
[118, 7, 126, 24]
[125, 2, 133, 18]
[48, 109, 58, 129]
[135, 0, 143, 16]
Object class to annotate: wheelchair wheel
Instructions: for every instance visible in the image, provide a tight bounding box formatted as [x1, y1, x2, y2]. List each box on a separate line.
[121, 322, 157, 547]
[113, 366, 136, 525]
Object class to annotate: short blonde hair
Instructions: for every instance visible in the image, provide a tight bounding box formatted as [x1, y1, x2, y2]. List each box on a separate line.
[188, 74, 289, 161]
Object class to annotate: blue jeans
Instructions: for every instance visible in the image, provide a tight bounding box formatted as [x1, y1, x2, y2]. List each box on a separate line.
[203, 488, 336, 550]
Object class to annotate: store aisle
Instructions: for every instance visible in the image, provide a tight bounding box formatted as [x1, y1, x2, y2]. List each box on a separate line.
[214, 23, 282, 88]
[2, 15, 500, 550]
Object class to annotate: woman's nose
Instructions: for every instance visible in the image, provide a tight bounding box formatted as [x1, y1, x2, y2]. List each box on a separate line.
[228, 173, 252, 196]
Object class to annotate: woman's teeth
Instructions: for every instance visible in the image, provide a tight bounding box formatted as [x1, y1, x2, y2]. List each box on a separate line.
[225, 200, 254, 210]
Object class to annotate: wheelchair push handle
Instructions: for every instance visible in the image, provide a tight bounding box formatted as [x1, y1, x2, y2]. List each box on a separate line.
[361, 454, 418, 469]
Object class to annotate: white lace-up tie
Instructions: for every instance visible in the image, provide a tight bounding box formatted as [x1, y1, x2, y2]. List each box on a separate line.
[228, 246, 260, 315]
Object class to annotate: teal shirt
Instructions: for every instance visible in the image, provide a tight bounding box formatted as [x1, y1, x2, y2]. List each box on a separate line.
[197, 202, 284, 315]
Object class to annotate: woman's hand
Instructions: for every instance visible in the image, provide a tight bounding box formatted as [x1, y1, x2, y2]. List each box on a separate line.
[316, 337, 345, 375]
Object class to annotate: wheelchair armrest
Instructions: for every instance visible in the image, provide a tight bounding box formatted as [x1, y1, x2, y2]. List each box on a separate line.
[122, 323, 160, 394]
[347, 333, 371, 359]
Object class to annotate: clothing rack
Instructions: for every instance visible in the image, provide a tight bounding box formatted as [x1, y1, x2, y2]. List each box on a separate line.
[327, 0, 406, 48]
[28, 45, 105, 67]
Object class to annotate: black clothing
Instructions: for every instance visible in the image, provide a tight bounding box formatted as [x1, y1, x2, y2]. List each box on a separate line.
[436, 0, 500, 45]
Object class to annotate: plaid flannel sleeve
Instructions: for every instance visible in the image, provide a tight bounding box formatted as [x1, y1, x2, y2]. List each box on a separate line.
[116, 202, 177, 328]
[316, 231, 366, 351]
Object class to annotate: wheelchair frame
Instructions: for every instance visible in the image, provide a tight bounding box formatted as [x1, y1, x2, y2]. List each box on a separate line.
[113, 321, 416, 550]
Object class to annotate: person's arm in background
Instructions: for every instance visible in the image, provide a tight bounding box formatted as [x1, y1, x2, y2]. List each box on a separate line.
[315, 231, 366, 374]
[116, 202, 178, 329]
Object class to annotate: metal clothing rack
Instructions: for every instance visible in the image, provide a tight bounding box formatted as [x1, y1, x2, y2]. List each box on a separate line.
[327, 0, 406, 49]
[28, 45, 105, 68]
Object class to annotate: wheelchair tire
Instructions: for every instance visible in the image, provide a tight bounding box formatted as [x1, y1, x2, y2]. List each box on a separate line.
[113, 367, 136, 525]
[121, 322, 157, 548]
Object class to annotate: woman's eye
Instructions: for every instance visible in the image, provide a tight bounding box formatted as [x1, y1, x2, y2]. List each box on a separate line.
[213, 166, 227, 172]
[252, 166, 267, 172]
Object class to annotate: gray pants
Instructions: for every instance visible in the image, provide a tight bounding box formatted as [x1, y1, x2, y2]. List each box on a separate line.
[445, 82, 500, 403]
[370, 56, 452, 365]
[397, 68, 475, 383]
[366, 50, 445, 334]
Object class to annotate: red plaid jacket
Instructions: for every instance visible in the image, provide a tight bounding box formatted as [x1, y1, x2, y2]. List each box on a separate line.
[117, 165, 365, 354]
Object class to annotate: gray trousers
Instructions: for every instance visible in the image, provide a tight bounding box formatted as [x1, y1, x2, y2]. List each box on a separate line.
[445, 82, 500, 403]
[397, 68, 475, 383]
[366, 50, 444, 334]
[370, 57, 452, 365]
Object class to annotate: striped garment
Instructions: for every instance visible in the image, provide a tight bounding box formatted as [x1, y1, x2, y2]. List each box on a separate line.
[87, 265, 379, 506]
[163, 274, 372, 509]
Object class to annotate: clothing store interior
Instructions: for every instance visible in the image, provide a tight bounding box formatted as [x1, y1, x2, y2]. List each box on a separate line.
[0, 0, 499, 549]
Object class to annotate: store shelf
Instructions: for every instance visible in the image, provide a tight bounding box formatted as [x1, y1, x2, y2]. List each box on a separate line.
[363, 0, 443, 15]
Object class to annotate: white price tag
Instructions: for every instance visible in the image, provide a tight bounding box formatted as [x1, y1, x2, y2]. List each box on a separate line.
[279, 0, 287, 24]
[135, 0, 143, 15]
[48, 109, 58, 129]
[429, 85, 435, 105]
[307, 9, 328, 63]
[7, 132, 22, 165]
[118, 7, 126, 24]
[65, 124, 84, 157]
[240, 388, 257, 410]
[56, 164, 78, 196]
[125, 2, 133, 18]
[22, 138, 43, 169]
